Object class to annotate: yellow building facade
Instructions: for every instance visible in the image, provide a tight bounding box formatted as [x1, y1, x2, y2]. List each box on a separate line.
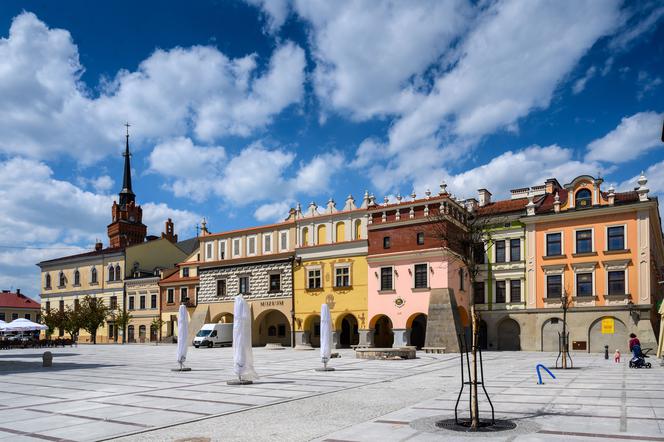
[293, 195, 371, 348]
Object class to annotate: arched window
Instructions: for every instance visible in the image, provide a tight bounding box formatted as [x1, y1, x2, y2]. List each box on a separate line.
[74, 270, 80, 286]
[45, 273, 51, 289]
[58, 271, 66, 287]
[108, 265, 115, 282]
[354, 219, 362, 240]
[139, 325, 146, 340]
[115, 265, 122, 281]
[335, 222, 345, 242]
[317, 224, 327, 245]
[575, 188, 592, 208]
[91, 267, 98, 284]
[302, 227, 309, 246]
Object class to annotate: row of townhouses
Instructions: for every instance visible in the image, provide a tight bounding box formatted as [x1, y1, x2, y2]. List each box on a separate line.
[38, 137, 664, 352]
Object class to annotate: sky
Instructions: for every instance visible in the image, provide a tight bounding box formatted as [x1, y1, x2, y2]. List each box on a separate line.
[0, 0, 662, 299]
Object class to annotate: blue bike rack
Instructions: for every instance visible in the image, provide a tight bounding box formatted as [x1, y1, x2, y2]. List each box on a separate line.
[536, 364, 556, 385]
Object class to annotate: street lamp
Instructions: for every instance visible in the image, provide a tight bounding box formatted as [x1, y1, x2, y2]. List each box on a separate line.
[557, 291, 572, 369]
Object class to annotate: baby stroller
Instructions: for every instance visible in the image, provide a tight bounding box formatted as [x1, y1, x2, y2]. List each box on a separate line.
[629, 347, 652, 368]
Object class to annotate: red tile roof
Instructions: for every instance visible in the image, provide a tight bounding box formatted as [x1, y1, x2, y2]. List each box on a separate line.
[476, 198, 529, 216]
[0, 292, 40, 309]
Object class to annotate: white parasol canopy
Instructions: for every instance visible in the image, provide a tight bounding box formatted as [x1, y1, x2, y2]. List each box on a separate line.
[176, 304, 189, 367]
[5, 318, 48, 332]
[320, 303, 333, 365]
[232, 295, 257, 381]
[0, 320, 7, 331]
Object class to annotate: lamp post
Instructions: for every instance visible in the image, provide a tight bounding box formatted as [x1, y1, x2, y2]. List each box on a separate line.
[561, 292, 568, 369]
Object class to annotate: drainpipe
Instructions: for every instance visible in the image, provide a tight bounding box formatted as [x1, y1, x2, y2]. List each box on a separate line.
[290, 255, 296, 348]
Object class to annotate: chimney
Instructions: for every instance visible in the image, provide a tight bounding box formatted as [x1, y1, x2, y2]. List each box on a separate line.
[95, 241, 103, 251]
[16, 288, 20, 295]
[478, 189, 492, 207]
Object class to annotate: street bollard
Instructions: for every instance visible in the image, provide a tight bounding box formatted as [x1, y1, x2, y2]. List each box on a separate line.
[42, 351, 52, 367]
[604, 345, 609, 360]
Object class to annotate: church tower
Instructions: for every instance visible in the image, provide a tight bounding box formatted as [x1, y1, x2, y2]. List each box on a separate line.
[108, 124, 147, 248]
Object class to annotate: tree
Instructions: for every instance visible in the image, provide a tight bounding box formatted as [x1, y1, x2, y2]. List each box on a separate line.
[111, 309, 133, 344]
[431, 201, 503, 430]
[41, 308, 62, 340]
[151, 317, 164, 345]
[62, 306, 83, 342]
[79, 296, 109, 344]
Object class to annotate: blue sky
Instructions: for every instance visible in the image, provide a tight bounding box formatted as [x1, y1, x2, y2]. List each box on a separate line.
[0, 0, 662, 297]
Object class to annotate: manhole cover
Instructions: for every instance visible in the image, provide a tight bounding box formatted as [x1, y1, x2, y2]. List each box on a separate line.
[435, 418, 517, 432]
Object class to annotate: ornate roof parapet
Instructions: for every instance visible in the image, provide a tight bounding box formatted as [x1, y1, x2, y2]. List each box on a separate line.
[361, 190, 370, 208]
[553, 192, 561, 213]
[295, 202, 303, 219]
[439, 180, 448, 196]
[607, 185, 616, 206]
[410, 190, 416, 200]
[425, 188, 432, 200]
[383, 196, 389, 206]
[368, 193, 376, 206]
[637, 172, 650, 202]
[326, 198, 337, 214]
[343, 194, 357, 211]
[526, 190, 536, 216]
[306, 201, 319, 217]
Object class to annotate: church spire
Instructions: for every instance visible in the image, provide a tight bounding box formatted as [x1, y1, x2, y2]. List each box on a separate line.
[119, 123, 135, 208]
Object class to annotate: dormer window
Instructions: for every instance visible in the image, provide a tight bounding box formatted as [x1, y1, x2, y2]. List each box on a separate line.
[575, 189, 592, 208]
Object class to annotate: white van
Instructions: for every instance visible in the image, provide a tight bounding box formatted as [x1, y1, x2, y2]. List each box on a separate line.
[193, 323, 233, 348]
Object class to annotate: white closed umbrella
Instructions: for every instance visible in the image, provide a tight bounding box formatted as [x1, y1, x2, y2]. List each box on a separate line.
[173, 304, 191, 371]
[0, 320, 7, 331]
[316, 303, 335, 371]
[6, 318, 48, 332]
[228, 295, 257, 384]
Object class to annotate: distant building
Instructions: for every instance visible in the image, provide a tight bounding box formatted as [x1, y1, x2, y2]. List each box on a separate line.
[0, 289, 40, 323]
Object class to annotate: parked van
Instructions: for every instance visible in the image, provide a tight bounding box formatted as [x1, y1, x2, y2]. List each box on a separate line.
[193, 323, 233, 348]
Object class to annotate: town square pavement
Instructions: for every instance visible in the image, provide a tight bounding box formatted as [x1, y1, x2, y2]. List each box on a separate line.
[0, 345, 662, 441]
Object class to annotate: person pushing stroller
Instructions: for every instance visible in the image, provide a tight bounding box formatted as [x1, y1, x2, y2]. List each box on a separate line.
[629, 333, 641, 363]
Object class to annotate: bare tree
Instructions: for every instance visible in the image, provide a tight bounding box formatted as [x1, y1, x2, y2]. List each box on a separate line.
[430, 201, 505, 430]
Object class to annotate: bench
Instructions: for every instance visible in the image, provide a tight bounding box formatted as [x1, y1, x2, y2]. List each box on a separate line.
[422, 347, 446, 354]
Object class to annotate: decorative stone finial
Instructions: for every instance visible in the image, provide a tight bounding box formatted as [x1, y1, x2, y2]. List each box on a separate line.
[411, 190, 416, 200]
[344, 194, 356, 211]
[553, 192, 561, 213]
[637, 172, 649, 202]
[425, 188, 431, 199]
[439, 181, 448, 195]
[526, 190, 536, 216]
[383, 196, 389, 205]
[396, 193, 402, 203]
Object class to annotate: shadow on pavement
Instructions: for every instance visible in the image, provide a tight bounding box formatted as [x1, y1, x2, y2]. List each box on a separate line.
[0, 360, 120, 375]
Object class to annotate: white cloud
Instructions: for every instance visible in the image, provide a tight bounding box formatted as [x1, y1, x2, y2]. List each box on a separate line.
[90, 175, 114, 193]
[254, 201, 292, 222]
[636, 71, 662, 100]
[293, 0, 470, 120]
[609, 3, 664, 51]
[245, 0, 291, 34]
[294, 152, 344, 193]
[572, 66, 597, 94]
[0, 12, 306, 164]
[586, 111, 664, 163]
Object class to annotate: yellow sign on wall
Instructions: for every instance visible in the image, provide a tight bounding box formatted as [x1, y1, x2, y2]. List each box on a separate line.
[601, 318, 615, 334]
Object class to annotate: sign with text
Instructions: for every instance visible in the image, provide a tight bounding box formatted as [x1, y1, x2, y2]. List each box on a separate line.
[601, 318, 615, 334]
[259, 299, 285, 307]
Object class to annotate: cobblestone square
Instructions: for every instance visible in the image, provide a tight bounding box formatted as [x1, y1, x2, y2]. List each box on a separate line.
[0, 345, 663, 441]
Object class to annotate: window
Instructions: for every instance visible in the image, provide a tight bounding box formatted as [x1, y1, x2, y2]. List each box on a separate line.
[576, 229, 593, 253]
[196, 286, 200, 301]
[269, 274, 281, 292]
[216, 279, 226, 297]
[108, 265, 115, 281]
[74, 298, 80, 311]
[248, 236, 256, 255]
[510, 239, 521, 262]
[139, 296, 146, 309]
[74, 270, 80, 286]
[182, 267, 189, 277]
[115, 265, 121, 281]
[383, 236, 391, 249]
[264, 234, 272, 253]
[167, 288, 174, 304]
[239, 276, 249, 294]
[12, 313, 18, 320]
[59, 272, 66, 287]
[151, 294, 157, 309]
[110, 296, 117, 309]
[546, 275, 562, 298]
[45, 301, 50, 311]
[473, 282, 485, 304]
[495, 280, 506, 303]
[233, 239, 241, 257]
[280, 231, 288, 251]
[608, 271, 625, 295]
[307, 269, 322, 289]
[473, 244, 485, 264]
[495, 240, 506, 263]
[278, 324, 286, 337]
[206, 242, 213, 260]
[510, 280, 522, 303]
[576, 273, 593, 296]
[302, 227, 309, 246]
[459, 268, 465, 291]
[180, 287, 188, 303]
[218, 241, 226, 259]
[546, 233, 562, 256]
[335, 267, 350, 287]
[24, 313, 31, 320]
[128, 296, 135, 310]
[417, 232, 425, 245]
[414, 264, 428, 288]
[575, 188, 592, 208]
[45, 273, 51, 289]
[91, 267, 98, 284]
[380, 267, 393, 291]
[0, 313, 4, 321]
[59, 300, 64, 312]
[607, 226, 625, 251]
